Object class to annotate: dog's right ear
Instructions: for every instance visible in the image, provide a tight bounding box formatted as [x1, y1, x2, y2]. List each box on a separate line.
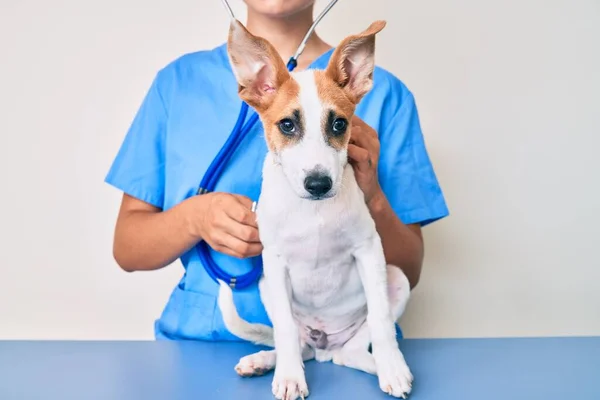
[325, 20, 386, 104]
[227, 20, 291, 112]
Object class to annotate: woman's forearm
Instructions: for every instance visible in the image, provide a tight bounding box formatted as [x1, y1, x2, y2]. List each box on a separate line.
[112, 196, 200, 272]
[367, 190, 425, 289]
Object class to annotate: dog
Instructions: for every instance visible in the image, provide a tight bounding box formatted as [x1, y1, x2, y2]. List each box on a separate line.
[217, 19, 414, 400]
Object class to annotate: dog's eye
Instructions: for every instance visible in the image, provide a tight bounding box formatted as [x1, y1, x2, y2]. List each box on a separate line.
[278, 119, 296, 135]
[332, 118, 347, 135]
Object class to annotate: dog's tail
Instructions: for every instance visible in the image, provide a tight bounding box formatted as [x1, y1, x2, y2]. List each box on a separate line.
[217, 280, 275, 347]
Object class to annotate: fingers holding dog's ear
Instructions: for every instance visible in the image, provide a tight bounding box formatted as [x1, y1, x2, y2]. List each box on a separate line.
[348, 144, 371, 169]
[351, 116, 378, 138]
[350, 118, 379, 157]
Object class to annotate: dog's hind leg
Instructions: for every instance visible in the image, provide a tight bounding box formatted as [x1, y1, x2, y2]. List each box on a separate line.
[332, 322, 377, 374]
[236, 350, 277, 377]
[236, 345, 315, 377]
[333, 266, 412, 388]
[386, 264, 411, 322]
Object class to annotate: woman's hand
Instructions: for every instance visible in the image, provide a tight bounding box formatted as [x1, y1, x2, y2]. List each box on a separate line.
[191, 193, 263, 259]
[348, 115, 384, 204]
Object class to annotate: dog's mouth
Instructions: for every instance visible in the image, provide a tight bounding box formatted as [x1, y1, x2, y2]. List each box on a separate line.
[308, 194, 334, 201]
[300, 191, 336, 201]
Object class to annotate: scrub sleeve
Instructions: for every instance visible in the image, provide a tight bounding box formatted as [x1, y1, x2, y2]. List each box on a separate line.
[105, 75, 167, 209]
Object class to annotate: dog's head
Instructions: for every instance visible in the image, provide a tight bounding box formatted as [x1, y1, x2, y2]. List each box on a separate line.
[227, 19, 386, 200]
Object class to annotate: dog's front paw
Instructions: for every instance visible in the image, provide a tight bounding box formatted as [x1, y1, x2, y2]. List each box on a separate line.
[373, 346, 413, 398]
[272, 364, 309, 400]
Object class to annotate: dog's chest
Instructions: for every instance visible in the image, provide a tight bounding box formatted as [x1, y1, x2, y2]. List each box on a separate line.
[282, 208, 352, 263]
[258, 190, 372, 307]
[260, 196, 363, 265]
[256, 158, 376, 308]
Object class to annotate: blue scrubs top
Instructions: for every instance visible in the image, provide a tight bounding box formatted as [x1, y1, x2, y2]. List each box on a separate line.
[105, 43, 449, 341]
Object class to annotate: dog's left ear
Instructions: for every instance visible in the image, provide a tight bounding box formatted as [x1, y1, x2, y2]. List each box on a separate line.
[227, 19, 291, 112]
[326, 20, 386, 103]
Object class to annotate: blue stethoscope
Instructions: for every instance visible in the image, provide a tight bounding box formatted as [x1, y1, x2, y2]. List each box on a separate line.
[195, 0, 339, 290]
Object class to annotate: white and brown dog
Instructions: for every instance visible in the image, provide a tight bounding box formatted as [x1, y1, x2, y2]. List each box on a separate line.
[217, 19, 414, 400]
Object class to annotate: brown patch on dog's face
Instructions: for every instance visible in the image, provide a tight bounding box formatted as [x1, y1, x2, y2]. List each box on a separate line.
[314, 70, 356, 151]
[260, 78, 304, 153]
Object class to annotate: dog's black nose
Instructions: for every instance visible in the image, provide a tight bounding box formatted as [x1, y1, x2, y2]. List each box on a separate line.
[304, 173, 332, 197]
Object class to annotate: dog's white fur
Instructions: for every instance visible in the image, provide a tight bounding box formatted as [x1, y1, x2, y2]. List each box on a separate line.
[217, 20, 414, 400]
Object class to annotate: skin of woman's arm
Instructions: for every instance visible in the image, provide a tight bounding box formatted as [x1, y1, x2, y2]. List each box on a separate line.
[368, 193, 424, 289]
[348, 116, 425, 289]
[112, 194, 200, 272]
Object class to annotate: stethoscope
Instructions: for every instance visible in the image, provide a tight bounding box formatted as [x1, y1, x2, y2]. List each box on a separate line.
[194, 0, 339, 290]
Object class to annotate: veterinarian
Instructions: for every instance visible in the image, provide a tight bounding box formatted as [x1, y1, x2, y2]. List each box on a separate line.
[105, 0, 449, 341]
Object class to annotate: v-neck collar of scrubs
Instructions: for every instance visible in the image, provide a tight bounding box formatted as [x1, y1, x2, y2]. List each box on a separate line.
[215, 42, 336, 75]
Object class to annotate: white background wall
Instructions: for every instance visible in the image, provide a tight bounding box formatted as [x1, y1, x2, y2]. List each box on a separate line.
[1, 0, 599, 340]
